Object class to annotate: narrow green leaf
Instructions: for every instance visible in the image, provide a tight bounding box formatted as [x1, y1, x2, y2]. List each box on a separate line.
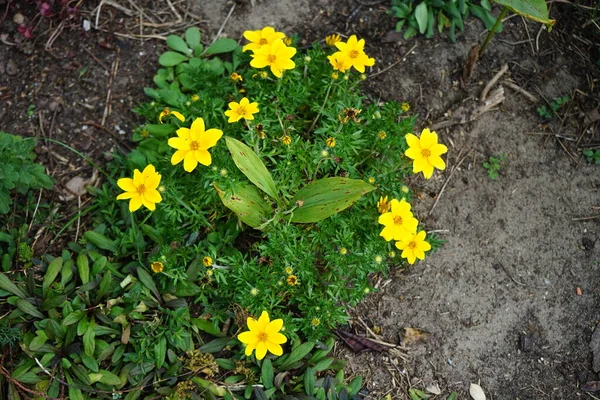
[80, 353, 99, 372]
[225, 136, 279, 200]
[155, 336, 167, 369]
[0, 272, 27, 298]
[185, 27, 201, 48]
[29, 331, 48, 351]
[136, 267, 161, 301]
[205, 38, 238, 55]
[191, 318, 224, 337]
[158, 51, 189, 67]
[415, 2, 429, 34]
[277, 342, 314, 369]
[214, 182, 272, 229]
[348, 376, 363, 396]
[83, 320, 96, 356]
[77, 253, 89, 285]
[16, 299, 44, 319]
[261, 359, 274, 390]
[98, 369, 122, 386]
[63, 310, 85, 326]
[166, 35, 191, 55]
[42, 257, 62, 298]
[83, 231, 118, 254]
[304, 367, 315, 395]
[447, 392, 457, 400]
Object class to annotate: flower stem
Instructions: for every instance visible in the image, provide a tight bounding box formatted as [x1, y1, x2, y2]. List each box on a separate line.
[307, 80, 334, 134]
[480, 7, 509, 56]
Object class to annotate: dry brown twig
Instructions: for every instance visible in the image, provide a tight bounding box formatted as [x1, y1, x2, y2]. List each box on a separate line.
[481, 64, 508, 101]
[101, 50, 120, 127]
[502, 80, 538, 103]
[429, 148, 473, 216]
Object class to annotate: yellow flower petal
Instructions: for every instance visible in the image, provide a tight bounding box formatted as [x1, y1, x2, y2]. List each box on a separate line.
[176, 127, 190, 139]
[246, 317, 258, 333]
[422, 163, 435, 179]
[405, 133, 420, 149]
[266, 319, 283, 335]
[195, 149, 212, 166]
[244, 342, 256, 356]
[171, 149, 186, 165]
[144, 189, 162, 204]
[116, 191, 135, 200]
[141, 196, 156, 211]
[197, 128, 223, 150]
[429, 155, 446, 171]
[430, 143, 448, 156]
[257, 311, 270, 331]
[420, 128, 437, 149]
[238, 331, 256, 345]
[266, 341, 283, 356]
[268, 332, 287, 345]
[117, 177, 136, 192]
[129, 196, 143, 212]
[183, 151, 198, 172]
[190, 118, 205, 141]
[255, 342, 268, 360]
[133, 169, 143, 186]
[171, 111, 185, 122]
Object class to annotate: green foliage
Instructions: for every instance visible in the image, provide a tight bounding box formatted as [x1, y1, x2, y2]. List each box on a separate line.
[0, 320, 22, 348]
[536, 94, 568, 120]
[493, 0, 555, 28]
[0, 132, 53, 214]
[389, 0, 501, 42]
[583, 149, 600, 164]
[482, 154, 507, 180]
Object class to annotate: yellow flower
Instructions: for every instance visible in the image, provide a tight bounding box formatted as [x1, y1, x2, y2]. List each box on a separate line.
[401, 185, 409, 193]
[378, 131, 387, 140]
[231, 72, 243, 82]
[151, 261, 164, 273]
[285, 267, 293, 274]
[250, 288, 259, 296]
[325, 137, 336, 148]
[242, 26, 286, 52]
[237, 311, 287, 360]
[368, 177, 375, 184]
[325, 33, 341, 47]
[404, 128, 448, 179]
[191, 94, 200, 102]
[331, 72, 339, 79]
[328, 52, 350, 73]
[287, 275, 298, 285]
[168, 118, 223, 172]
[395, 230, 431, 265]
[116, 164, 162, 212]
[203, 256, 213, 267]
[378, 199, 418, 242]
[339, 247, 348, 255]
[281, 135, 292, 146]
[375, 255, 383, 264]
[333, 35, 375, 73]
[255, 123, 266, 139]
[159, 108, 185, 124]
[311, 317, 321, 327]
[401, 102, 410, 112]
[339, 108, 361, 124]
[283, 36, 293, 46]
[377, 196, 391, 214]
[224, 97, 260, 123]
[250, 39, 296, 78]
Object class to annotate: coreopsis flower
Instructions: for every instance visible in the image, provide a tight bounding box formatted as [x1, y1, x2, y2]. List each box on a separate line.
[404, 128, 448, 179]
[224, 97, 259, 123]
[331, 72, 339, 79]
[284, 267, 293, 275]
[339, 247, 348, 255]
[242, 26, 286, 52]
[203, 256, 213, 267]
[230, 72, 243, 82]
[151, 261, 164, 273]
[117, 164, 162, 212]
[378, 199, 418, 242]
[325, 137, 336, 148]
[159, 107, 185, 124]
[401, 102, 410, 112]
[377, 196, 391, 214]
[237, 311, 287, 360]
[311, 317, 321, 327]
[281, 135, 292, 146]
[168, 117, 223, 172]
[286, 275, 298, 285]
[395, 230, 431, 265]
[339, 107, 361, 124]
[250, 39, 296, 78]
[328, 52, 350, 73]
[334, 35, 375, 73]
[378, 131, 387, 140]
[325, 33, 341, 47]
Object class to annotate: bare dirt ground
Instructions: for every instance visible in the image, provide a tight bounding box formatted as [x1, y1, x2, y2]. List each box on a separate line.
[1, 0, 599, 399]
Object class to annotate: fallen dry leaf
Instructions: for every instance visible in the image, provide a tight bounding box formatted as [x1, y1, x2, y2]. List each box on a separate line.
[425, 383, 441, 395]
[402, 327, 431, 346]
[469, 383, 486, 400]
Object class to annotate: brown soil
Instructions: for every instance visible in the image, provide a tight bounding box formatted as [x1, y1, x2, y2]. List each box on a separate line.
[1, 1, 599, 399]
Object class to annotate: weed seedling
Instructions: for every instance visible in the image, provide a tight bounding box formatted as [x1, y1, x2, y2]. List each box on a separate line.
[583, 149, 600, 165]
[483, 154, 507, 180]
[536, 94, 568, 120]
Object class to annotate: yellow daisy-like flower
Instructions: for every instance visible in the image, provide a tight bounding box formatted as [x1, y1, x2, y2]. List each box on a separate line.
[116, 164, 162, 212]
[339, 247, 348, 255]
[368, 177, 375, 184]
[203, 256, 213, 267]
[334, 35, 375, 73]
[168, 118, 223, 172]
[281, 135, 292, 146]
[378, 131, 387, 140]
[242, 26, 286, 52]
[311, 317, 321, 327]
[339, 108, 361, 124]
[250, 39, 296, 78]
[231, 72, 243, 82]
[158, 107, 185, 124]
[325, 137, 336, 148]
[377, 196, 391, 214]
[331, 72, 339, 80]
[287, 275, 298, 285]
[191, 94, 200, 102]
[151, 261, 164, 273]
[401, 102, 410, 112]
[284, 267, 293, 275]
[328, 52, 350, 73]
[325, 33, 341, 47]
[237, 311, 287, 360]
[378, 199, 418, 242]
[224, 97, 260, 123]
[404, 128, 448, 179]
[395, 230, 432, 265]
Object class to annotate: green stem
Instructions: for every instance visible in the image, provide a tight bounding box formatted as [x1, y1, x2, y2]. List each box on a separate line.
[307, 80, 334, 134]
[480, 7, 509, 56]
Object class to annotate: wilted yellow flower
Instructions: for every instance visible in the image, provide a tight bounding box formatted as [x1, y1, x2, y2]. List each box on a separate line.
[333, 35, 375, 73]
[325, 33, 341, 47]
[328, 52, 350, 73]
[395, 230, 431, 265]
[404, 128, 448, 179]
[191, 94, 200, 102]
[401, 102, 410, 112]
[242, 26, 286, 52]
[378, 199, 418, 242]
[237, 311, 287, 360]
[255, 123, 266, 139]
[281, 135, 292, 146]
[151, 261, 164, 273]
[231, 72, 243, 82]
[378, 131, 387, 140]
[168, 118, 223, 172]
[377, 196, 391, 214]
[159, 107, 185, 124]
[250, 39, 296, 78]
[283, 36, 293, 46]
[225, 97, 260, 123]
[339, 108, 361, 124]
[117, 164, 162, 212]
[287, 275, 298, 285]
[203, 256, 213, 267]
[325, 137, 336, 148]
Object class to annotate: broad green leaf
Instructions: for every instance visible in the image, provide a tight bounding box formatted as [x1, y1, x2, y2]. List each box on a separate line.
[41, 294, 67, 311]
[261, 359, 274, 390]
[166, 35, 191, 55]
[0, 272, 27, 298]
[77, 253, 89, 285]
[29, 331, 48, 351]
[214, 183, 272, 229]
[185, 27, 201, 48]
[493, 0, 555, 28]
[83, 320, 96, 356]
[16, 299, 44, 319]
[83, 231, 118, 254]
[304, 367, 315, 395]
[158, 51, 189, 67]
[42, 257, 62, 298]
[98, 369, 122, 386]
[80, 353, 99, 372]
[415, 2, 429, 34]
[191, 318, 224, 337]
[155, 336, 167, 369]
[63, 310, 85, 326]
[276, 342, 314, 370]
[205, 38, 238, 55]
[290, 178, 375, 223]
[348, 376, 363, 396]
[192, 377, 227, 397]
[145, 124, 177, 138]
[137, 267, 161, 301]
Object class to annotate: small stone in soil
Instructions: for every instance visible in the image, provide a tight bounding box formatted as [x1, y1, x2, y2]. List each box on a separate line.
[519, 334, 535, 353]
[582, 237, 595, 251]
[6, 59, 18, 76]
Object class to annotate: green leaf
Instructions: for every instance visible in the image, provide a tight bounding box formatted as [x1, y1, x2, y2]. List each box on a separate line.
[261, 359, 274, 390]
[415, 2, 429, 34]
[159, 51, 189, 67]
[185, 27, 201, 48]
[65, 371, 85, 400]
[145, 124, 177, 138]
[136, 267, 161, 301]
[214, 183, 272, 229]
[98, 369, 122, 386]
[81, 352, 99, 372]
[166, 35, 191, 55]
[42, 257, 62, 298]
[29, 331, 48, 351]
[155, 336, 167, 369]
[83, 231, 118, 254]
[16, 299, 44, 319]
[277, 342, 314, 369]
[290, 177, 375, 223]
[492, 0, 555, 28]
[304, 367, 315, 395]
[191, 318, 224, 337]
[348, 376, 363, 396]
[76, 253, 89, 285]
[83, 321, 96, 356]
[205, 38, 238, 55]
[200, 337, 231, 353]
[63, 310, 85, 326]
[447, 392, 457, 400]
[0, 272, 27, 298]
[225, 136, 279, 200]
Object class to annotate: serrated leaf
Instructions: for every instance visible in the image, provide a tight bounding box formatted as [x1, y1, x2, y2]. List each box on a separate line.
[159, 51, 189, 67]
[415, 2, 429, 34]
[185, 27, 201, 48]
[42, 257, 62, 298]
[290, 177, 375, 223]
[166, 35, 191, 55]
[16, 299, 44, 319]
[214, 182, 272, 229]
[493, 0, 555, 28]
[225, 137, 279, 200]
[205, 38, 238, 55]
[0, 272, 27, 298]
